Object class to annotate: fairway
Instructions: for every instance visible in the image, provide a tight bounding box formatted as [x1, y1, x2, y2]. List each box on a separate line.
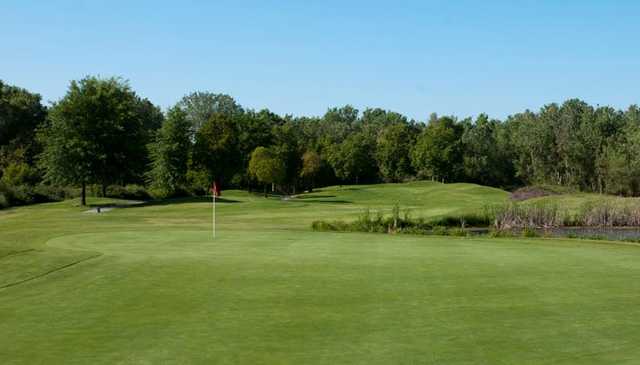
[3, 182, 640, 364]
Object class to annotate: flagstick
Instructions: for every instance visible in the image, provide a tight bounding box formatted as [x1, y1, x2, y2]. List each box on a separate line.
[212, 190, 216, 239]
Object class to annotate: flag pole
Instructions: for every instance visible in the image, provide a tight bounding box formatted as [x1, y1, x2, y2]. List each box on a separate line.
[212, 181, 216, 239]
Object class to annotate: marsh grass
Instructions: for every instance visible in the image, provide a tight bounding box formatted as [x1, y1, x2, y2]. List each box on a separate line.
[311, 203, 487, 236]
[313, 198, 640, 239]
[490, 198, 640, 230]
[489, 202, 562, 230]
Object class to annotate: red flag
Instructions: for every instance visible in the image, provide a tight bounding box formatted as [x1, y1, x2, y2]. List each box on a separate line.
[211, 181, 221, 197]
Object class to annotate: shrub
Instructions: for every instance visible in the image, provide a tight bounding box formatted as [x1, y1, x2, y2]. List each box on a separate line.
[352, 208, 388, 233]
[521, 227, 539, 237]
[0, 181, 80, 209]
[0, 192, 8, 209]
[428, 213, 491, 228]
[124, 185, 151, 200]
[487, 229, 515, 238]
[34, 184, 78, 201]
[149, 185, 191, 199]
[399, 226, 430, 235]
[391, 203, 400, 230]
[447, 228, 468, 237]
[0, 184, 35, 206]
[312, 220, 332, 231]
[312, 220, 349, 232]
[0, 162, 40, 186]
[10, 184, 37, 204]
[431, 226, 448, 236]
[105, 185, 127, 199]
[186, 169, 210, 195]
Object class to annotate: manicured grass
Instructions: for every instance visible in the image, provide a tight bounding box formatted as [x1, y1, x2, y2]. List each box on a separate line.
[2, 181, 640, 364]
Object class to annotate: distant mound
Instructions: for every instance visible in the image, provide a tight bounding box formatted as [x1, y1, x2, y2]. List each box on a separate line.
[296, 181, 509, 220]
[510, 187, 556, 201]
[510, 185, 576, 201]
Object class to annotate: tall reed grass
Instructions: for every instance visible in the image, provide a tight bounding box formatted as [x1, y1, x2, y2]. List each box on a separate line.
[311, 204, 491, 236]
[491, 199, 640, 229]
[488, 202, 562, 229]
[312, 199, 640, 237]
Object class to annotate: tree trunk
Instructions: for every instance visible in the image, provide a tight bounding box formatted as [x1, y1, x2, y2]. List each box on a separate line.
[81, 181, 87, 206]
[102, 183, 107, 197]
[264, 184, 268, 198]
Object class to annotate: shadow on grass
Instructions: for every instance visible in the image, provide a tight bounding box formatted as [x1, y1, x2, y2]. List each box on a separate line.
[335, 187, 363, 192]
[290, 198, 352, 204]
[294, 195, 337, 199]
[87, 196, 241, 209]
[303, 200, 352, 204]
[139, 196, 241, 207]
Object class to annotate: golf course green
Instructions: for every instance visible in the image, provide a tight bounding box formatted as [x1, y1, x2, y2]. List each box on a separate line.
[2, 181, 640, 364]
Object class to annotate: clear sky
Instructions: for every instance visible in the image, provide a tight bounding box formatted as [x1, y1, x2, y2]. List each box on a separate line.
[2, 0, 639, 121]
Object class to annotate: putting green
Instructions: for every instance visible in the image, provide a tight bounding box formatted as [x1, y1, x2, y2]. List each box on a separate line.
[3, 182, 640, 364]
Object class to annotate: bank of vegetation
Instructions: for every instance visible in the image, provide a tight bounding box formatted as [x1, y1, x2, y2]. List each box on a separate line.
[312, 204, 490, 236]
[312, 199, 640, 240]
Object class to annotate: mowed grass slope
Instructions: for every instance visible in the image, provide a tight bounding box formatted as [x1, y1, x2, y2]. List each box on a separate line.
[2, 181, 640, 364]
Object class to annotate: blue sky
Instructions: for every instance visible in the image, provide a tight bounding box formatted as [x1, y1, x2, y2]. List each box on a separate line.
[2, 0, 639, 121]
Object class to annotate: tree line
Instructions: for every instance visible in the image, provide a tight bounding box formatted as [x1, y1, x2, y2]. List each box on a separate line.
[1, 76, 640, 207]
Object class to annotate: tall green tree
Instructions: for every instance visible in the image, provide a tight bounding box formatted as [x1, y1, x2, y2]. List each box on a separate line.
[178, 92, 243, 134]
[0, 80, 47, 147]
[147, 107, 192, 197]
[236, 109, 281, 188]
[311, 106, 359, 151]
[411, 116, 464, 182]
[38, 76, 149, 205]
[376, 123, 415, 182]
[192, 112, 240, 190]
[461, 114, 516, 187]
[272, 121, 302, 193]
[300, 150, 321, 191]
[596, 117, 640, 195]
[361, 108, 407, 128]
[596, 145, 634, 195]
[508, 109, 555, 185]
[0, 80, 47, 179]
[328, 132, 378, 184]
[248, 146, 285, 197]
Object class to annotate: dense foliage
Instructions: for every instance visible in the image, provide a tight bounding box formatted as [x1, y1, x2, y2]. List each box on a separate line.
[37, 77, 160, 205]
[146, 107, 191, 197]
[1, 76, 640, 207]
